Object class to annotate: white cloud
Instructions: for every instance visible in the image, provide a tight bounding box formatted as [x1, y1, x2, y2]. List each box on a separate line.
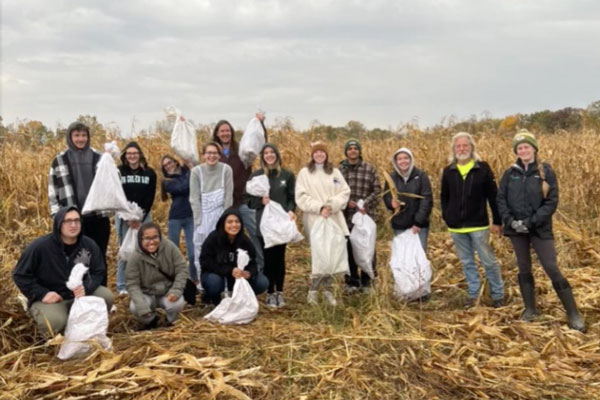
[1, 0, 600, 133]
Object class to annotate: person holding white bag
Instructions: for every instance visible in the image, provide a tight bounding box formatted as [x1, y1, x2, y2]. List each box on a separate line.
[199, 209, 269, 306]
[340, 139, 381, 293]
[48, 122, 111, 285]
[296, 141, 351, 306]
[383, 148, 433, 250]
[13, 206, 114, 337]
[246, 143, 297, 308]
[115, 142, 156, 295]
[189, 142, 234, 286]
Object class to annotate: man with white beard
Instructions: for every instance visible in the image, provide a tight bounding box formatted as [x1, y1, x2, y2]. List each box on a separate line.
[440, 132, 505, 309]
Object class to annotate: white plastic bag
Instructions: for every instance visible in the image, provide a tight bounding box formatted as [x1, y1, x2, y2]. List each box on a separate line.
[389, 230, 432, 301]
[239, 117, 266, 168]
[245, 174, 270, 197]
[117, 202, 144, 262]
[118, 228, 138, 262]
[204, 249, 259, 324]
[310, 217, 349, 276]
[82, 145, 131, 215]
[349, 200, 376, 279]
[260, 201, 303, 248]
[167, 106, 199, 164]
[58, 263, 111, 360]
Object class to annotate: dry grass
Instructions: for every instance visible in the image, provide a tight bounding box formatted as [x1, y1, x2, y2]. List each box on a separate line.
[1, 128, 600, 399]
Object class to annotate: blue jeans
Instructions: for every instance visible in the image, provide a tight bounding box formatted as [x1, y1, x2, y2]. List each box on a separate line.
[238, 204, 264, 272]
[450, 229, 504, 300]
[201, 272, 269, 305]
[167, 217, 195, 281]
[115, 213, 152, 292]
[394, 228, 429, 252]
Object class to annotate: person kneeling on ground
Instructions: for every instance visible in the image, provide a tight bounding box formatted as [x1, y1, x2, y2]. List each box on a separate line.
[13, 206, 114, 337]
[200, 208, 269, 305]
[126, 222, 189, 329]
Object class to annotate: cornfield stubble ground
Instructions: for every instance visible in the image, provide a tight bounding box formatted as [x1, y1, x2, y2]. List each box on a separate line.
[1, 127, 600, 399]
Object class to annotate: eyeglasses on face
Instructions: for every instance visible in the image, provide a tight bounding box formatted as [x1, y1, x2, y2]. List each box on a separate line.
[204, 151, 219, 156]
[142, 235, 160, 242]
[126, 151, 140, 156]
[163, 160, 175, 167]
[62, 218, 81, 226]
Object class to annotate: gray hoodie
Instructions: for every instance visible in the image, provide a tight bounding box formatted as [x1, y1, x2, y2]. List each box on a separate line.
[66, 124, 95, 208]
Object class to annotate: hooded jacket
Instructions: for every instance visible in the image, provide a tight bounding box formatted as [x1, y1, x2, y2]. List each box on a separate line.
[199, 209, 258, 290]
[246, 144, 296, 233]
[118, 142, 157, 219]
[125, 230, 189, 316]
[497, 159, 558, 239]
[383, 148, 433, 230]
[48, 124, 108, 218]
[13, 206, 106, 306]
[440, 160, 501, 229]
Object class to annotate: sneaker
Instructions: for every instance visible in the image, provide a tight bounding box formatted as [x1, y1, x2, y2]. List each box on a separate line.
[345, 285, 359, 295]
[307, 290, 319, 305]
[361, 286, 372, 295]
[464, 298, 476, 309]
[141, 316, 159, 331]
[323, 291, 337, 306]
[276, 292, 286, 308]
[118, 289, 128, 296]
[266, 293, 278, 308]
[491, 298, 504, 308]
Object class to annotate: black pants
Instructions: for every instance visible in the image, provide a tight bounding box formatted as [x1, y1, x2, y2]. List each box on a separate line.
[82, 215, 111, 286]
[510, 235, 565, 282]
[345, 240, 376, 288]
[260, 237, 287, 293]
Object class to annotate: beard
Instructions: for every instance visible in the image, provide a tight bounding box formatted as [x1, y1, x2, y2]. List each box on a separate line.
[456, 152, 471, 161]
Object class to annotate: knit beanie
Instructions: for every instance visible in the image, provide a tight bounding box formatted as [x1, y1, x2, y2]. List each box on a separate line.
[310, 141, 328, 156]
[512, 129, 539, 154]
[344, 138, 362, 155]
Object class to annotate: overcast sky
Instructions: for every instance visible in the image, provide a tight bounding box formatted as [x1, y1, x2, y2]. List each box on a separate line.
[2, 0, 599, 135]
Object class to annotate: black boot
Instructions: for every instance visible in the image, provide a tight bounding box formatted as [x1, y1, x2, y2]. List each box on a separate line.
[140, 316, 159, 331]
[517, 273, 540, 321]
[552, 279, 586, 332]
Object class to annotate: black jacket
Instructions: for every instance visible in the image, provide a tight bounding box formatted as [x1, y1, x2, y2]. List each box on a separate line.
[441, 160, 501, 228]
[200, 209, 258, 291]
[246, 168, 296, 235]
[13, 206, 105, 306]
[383, 167, 433, 230]
[497, 160, 558, 239]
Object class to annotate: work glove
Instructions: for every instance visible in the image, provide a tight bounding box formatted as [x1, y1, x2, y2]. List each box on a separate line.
[511, 220, 529, 234]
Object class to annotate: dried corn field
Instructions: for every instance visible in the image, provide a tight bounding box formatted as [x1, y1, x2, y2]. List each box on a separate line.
[1, 128, 600, 399]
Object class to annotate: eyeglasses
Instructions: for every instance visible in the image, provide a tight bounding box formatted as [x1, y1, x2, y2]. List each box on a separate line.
[126, 151, 140, 156]
[62, 218, 81, 226]
[142, 235, 160, 242]
[162, 160, 175, 168]
[204, 151, 219, 156]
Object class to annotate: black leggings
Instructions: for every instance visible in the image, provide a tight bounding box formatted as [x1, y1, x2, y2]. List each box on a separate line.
[260, 238, 287, 293]
[510, 235, 565, 282]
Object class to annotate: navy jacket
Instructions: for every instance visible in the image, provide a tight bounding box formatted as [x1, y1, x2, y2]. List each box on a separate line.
[163, 167, 193, 220]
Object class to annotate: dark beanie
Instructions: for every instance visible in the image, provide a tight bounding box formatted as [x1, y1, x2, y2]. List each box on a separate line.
[344, 138, 362, 155]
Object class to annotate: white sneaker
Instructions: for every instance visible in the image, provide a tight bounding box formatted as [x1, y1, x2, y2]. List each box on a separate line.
[276, 292, 286, 308]
[307, 290, 319, 305]
[323, 291, 337, 306]
[118, 290, 128, 296]
[266, 293, 278, 308]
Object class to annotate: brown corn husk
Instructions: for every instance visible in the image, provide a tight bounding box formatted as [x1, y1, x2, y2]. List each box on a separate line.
[1, 128, 600, 399]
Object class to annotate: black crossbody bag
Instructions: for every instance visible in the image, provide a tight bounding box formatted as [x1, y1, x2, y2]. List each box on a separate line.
[156, 268, 197, 306]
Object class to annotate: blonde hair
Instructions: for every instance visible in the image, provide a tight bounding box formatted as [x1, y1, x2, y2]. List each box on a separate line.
[448, 131, 481, 163]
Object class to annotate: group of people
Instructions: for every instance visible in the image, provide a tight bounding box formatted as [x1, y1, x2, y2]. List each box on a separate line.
[12, 119, 586, 337]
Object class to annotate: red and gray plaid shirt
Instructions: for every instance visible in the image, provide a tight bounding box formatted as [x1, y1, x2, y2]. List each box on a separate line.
[339, 158, 381, 229]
